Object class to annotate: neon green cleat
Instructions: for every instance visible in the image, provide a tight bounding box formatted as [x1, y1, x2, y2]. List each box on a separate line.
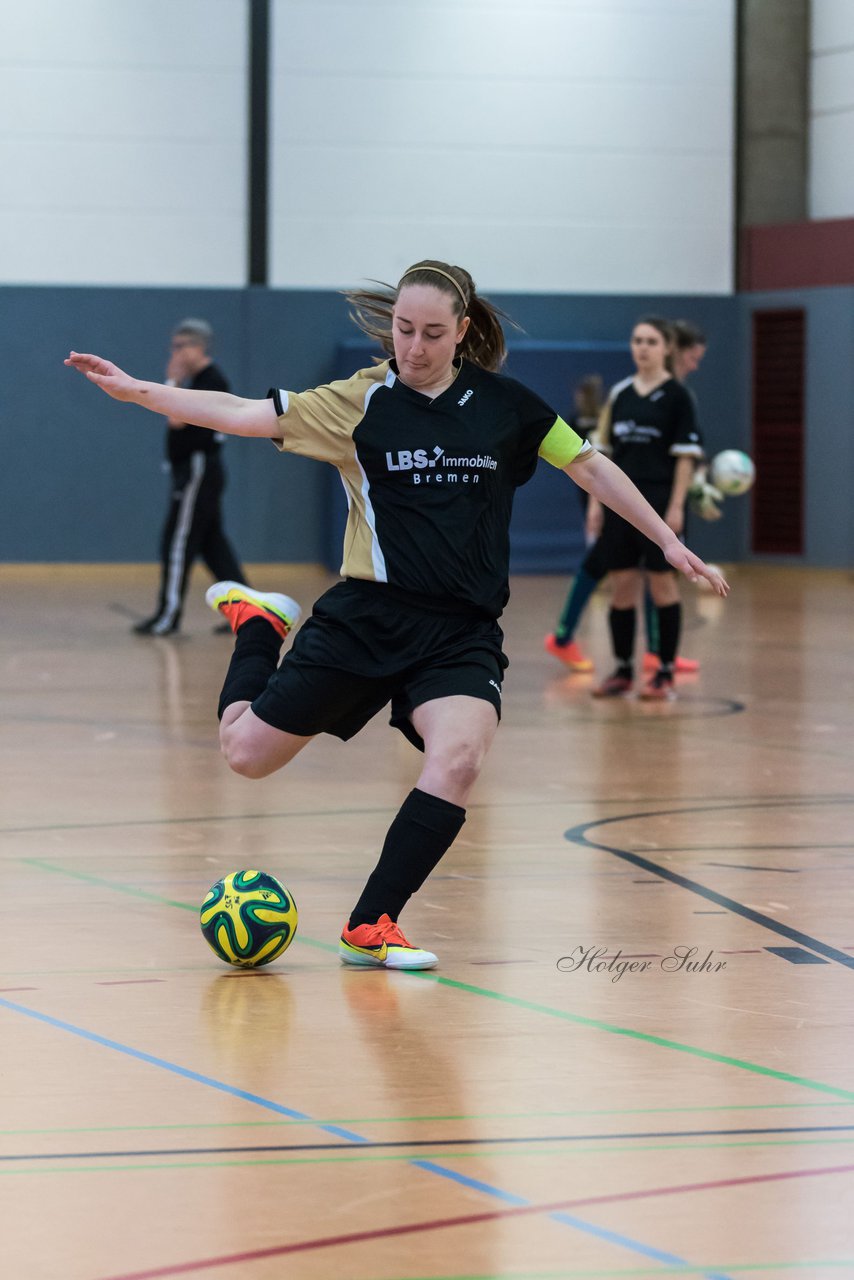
[205, 581, 301, 642]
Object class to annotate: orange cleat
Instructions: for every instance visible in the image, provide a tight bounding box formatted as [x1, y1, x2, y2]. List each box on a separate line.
[643, 652, 700, 674]
[544, 634, 594, 672]
[339, 914, 438, 969]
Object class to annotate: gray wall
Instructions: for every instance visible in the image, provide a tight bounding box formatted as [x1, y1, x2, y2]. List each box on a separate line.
[2, 283, 850, 568]
[1, 286, 345, 564]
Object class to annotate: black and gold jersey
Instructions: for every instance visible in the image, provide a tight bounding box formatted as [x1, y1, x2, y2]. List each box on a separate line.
[270, 358, 587, 617]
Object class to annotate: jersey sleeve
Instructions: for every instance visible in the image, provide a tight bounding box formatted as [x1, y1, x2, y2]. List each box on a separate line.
[500, 378, 568, 485]
[538, 416, 591, 468]
[669, 382, 704, 459]
[267, 363, 391, 465]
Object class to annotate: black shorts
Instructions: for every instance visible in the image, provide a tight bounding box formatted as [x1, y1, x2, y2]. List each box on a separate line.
[599, 482, 676, 574]
[250, 580, 507, 751]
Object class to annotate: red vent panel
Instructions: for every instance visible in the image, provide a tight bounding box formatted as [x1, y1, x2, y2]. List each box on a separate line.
[751, 309, 805, 555]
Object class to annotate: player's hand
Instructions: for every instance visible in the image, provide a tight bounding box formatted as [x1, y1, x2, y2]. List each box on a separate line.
[64, 352, 139, 402]
[664, 542, 729, 596]
[165, 353, 185, 385]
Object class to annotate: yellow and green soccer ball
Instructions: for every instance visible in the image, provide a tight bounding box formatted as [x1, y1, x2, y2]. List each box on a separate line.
[200, 870, 297, 967]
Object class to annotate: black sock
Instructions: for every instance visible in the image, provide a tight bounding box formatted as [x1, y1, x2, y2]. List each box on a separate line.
[656, 602, 681, 668]
[609, 606, 636, 674]
[217, 617, 282, 720]
[348, 788, 466, 928]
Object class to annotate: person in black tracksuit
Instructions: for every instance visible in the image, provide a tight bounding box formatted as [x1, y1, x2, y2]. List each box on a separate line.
[134, 319, 248, 635]
[67, 264, 727, 967]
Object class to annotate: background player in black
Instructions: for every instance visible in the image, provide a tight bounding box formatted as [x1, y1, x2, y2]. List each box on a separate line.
[641, 318, 713, 674]
[545, 319, 710, 674]
[589, 316, 704, 700]
[66, 264, 727, 968]
[133, 318, 248, 635]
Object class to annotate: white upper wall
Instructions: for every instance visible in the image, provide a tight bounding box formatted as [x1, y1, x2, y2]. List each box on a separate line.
[810, 0, 854, 220]
[0, 0, 247, 286]
[270, 0, 735, 294]
[0, 0, 735, 293]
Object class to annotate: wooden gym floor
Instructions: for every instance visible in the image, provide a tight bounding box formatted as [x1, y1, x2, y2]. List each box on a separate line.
[2, 562, 854, 1280]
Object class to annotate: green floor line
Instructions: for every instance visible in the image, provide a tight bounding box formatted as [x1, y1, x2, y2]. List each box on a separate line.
[4, 1099, 849, 1137]
[419, 975, 854, 1102]
[22, 857, 854, 1102]
[22, 859, 198, 912]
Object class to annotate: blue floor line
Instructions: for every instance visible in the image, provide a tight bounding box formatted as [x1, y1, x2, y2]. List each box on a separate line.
[1, 994, 733, 1278]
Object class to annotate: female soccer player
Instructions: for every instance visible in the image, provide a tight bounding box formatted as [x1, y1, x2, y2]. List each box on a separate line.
[545, 318, 711, 675]
[588, 316, 705, 700]
[66, 262, 726, 968]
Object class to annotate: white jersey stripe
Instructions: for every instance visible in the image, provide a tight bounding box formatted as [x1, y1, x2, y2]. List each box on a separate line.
[354, 449, 388, 583]
[352, 371, 395, 583]
[159, 451, 206, 626]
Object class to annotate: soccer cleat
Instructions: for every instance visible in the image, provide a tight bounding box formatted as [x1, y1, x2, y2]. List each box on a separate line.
[543, 634, 594, 671]
[592, 669, 633, 698]
[643, 652, 701, 674]
[205, 581, 301, 642]
[339, 914, 438, 970]
[640, 670, 676, 701]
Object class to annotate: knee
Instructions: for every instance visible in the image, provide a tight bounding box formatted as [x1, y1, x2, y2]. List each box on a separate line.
[220, 729, 271, 780]
[426, 741, 485, 799]
[650, 581, 680, 608]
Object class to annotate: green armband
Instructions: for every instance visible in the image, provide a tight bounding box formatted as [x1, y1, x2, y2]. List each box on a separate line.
[538, 416, 588, 468]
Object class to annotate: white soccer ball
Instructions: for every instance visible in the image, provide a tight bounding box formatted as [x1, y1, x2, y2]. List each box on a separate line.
[710, 449, 755, 497]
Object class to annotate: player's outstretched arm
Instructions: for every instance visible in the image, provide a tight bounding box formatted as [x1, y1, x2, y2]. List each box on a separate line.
[64, 352, 279, 438]
[565, 449, 729, 597]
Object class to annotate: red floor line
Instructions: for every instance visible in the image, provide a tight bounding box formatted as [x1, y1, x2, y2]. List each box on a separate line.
[98, 1160, 854, 1280]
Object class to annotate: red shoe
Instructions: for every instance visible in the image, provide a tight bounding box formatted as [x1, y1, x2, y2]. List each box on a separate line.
[544, 634, 594, 672]
[640, 670, 676, 701]
[643, 652, 701, 674]
[592, 670, 633, 698]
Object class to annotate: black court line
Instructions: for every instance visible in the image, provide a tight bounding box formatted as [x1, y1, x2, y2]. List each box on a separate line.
[704, 863, 801, 873]
[565, 800, 854, 971]
[654, 843, 853, 853]
[3, 793, 852, 838]
[8, 1123, 854, 1163]
[766, 947, 829, 966]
